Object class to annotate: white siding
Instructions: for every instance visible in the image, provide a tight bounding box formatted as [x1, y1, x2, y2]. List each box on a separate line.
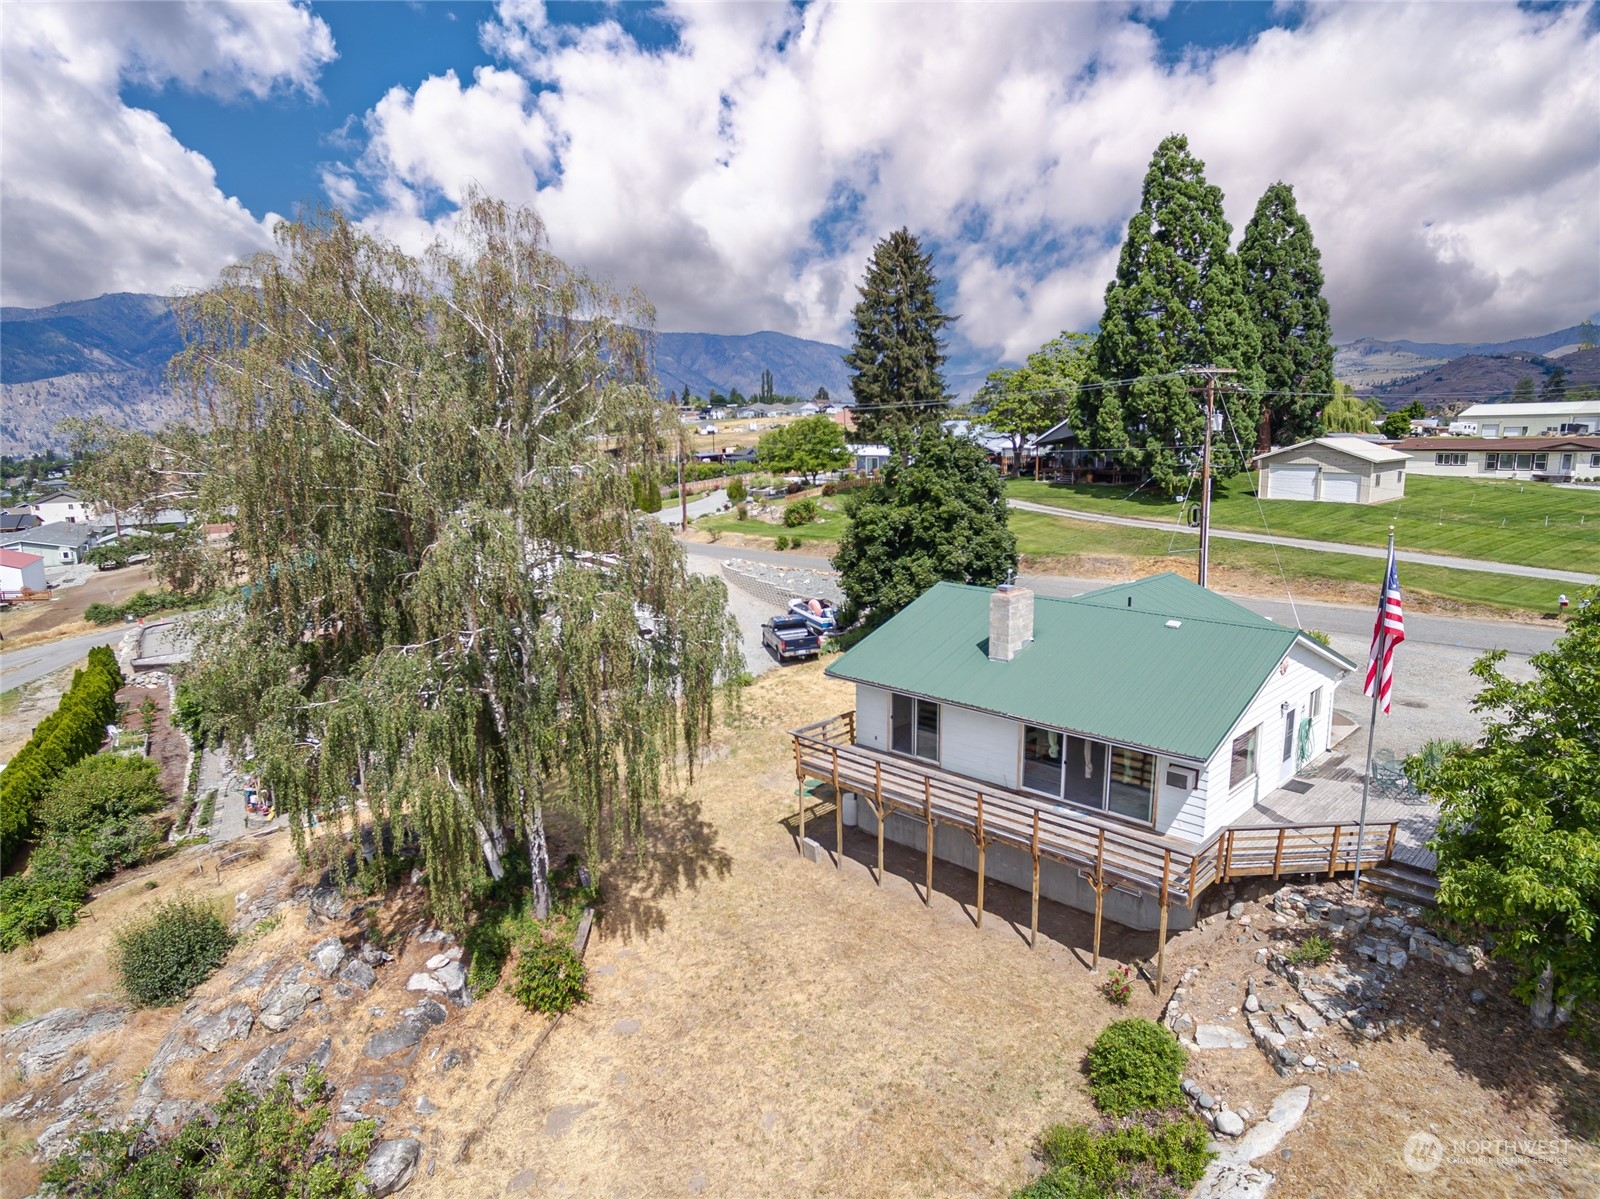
[855, 685, 891, 751]
[1200, 642, 1347, 838]
[1159, 756, 1209, 843]
[938, 705, 1021, 790]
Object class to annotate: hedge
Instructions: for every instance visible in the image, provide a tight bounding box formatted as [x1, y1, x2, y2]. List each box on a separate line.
[0, 645, 122, 857]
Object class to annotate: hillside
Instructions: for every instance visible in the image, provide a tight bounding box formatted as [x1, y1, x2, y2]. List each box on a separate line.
[1373, 347, 1600, 409]
[0, 294, 859, 453]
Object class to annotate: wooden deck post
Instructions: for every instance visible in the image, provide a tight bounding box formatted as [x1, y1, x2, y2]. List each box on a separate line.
[1383, 822, 1397, 863]
[874, 761, 885, 886]
[832, 747, 842, 871]
[794, 737, 805, 848]
[1156, 849, 1172, 994]
[1328, 824, 1342, 877]
[1272, 827, 1286, 880]
[1092, 829, 1107, 969]
[975, 793, 986, 930]
[1030, 810, 1041, 949]
[923, 777, 934, 907]
[845, 710, 856, 742]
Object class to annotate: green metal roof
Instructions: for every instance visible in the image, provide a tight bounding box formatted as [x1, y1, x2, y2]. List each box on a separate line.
[826, 574, 1346, 762]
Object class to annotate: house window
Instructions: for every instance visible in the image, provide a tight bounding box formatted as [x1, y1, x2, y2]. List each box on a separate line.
[1230, 728, 1258, 789]
[891, 693, 939, 762]
[1062, 736, 1109, 810]
[1282, 709, 1296, 762]
[1022, 726, 1064, 796]
[1590, 455, 1600, 468]
[1310, 688, 1323, 720]
[1435, 453, 1466, 466]
[1106, 747, 1155, 823]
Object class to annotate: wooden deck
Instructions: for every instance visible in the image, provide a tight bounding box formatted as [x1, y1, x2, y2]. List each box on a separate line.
[791, 713, 1401, 988]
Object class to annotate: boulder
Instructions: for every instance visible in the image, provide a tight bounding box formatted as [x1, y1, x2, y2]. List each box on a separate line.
[1, 1008, 127, 1081]
[192, 1005, 254, 1053]
[340, 958, 378, 991]
[433, 962, 467, 994]
[1213, 1109, 1246, 1137]
[1194, 1024, 1252, 1050]
[407, 973, 447, 995]
[363, 1137, 422, 1196]
[237, 1041, 292, 1092]
[310, 937, 348, 978]
[259, 983, 321, 1032]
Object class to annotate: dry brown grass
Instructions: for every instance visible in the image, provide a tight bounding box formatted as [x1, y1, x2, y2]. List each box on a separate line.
[0, 562, 160, 644]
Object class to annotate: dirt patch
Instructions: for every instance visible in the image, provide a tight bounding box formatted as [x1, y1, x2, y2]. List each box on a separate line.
[0, 562, 160, 643]
[113, 677, 190, 805]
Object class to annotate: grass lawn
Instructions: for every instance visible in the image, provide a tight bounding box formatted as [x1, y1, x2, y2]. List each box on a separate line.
[694, 496, 1569, 616]
[1007, 476, 1600, 573]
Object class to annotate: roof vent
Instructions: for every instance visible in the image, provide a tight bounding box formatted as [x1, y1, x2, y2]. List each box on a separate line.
[1165, 619, 1182, 629]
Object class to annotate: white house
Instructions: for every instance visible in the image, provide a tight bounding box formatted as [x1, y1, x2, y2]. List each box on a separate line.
[1455, 399, 1599, 439]
[0, 520, 103, 565]
[797, 576, 1354, 935]
[1394, 436, 1600, 481]
[30, 489, 96, 525]
[848, 443, 892, 475]
[0, 548, 47, 595]
[1255, 437, 1410, 503]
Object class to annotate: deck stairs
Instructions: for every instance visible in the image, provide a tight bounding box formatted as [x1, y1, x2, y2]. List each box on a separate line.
[1359, 860, 1439, 907]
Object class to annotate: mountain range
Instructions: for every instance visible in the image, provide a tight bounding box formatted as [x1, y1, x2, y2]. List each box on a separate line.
[3, 293, 1596, 454]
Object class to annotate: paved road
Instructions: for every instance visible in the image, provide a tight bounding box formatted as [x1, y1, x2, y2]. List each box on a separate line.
[681, 541, 1560, 659]
[1007, 497, 1599, 585]
[658, 488, 729, 527]
[1, 625, 131, 692]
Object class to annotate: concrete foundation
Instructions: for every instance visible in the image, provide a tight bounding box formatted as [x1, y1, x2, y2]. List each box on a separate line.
[852, 797, 1197, 933]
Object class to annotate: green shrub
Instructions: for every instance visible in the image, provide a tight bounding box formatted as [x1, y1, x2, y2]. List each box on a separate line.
[1084, 1018, 1187, 1116]
[1288, 934, 1333, 966]
[38, 755, 165, 837]
[727, 477, 748, 504]
[0, 647, 123, 856]
[1026, 1117, 1213, 1198]
[40, 1068, 375, 1199]
[735, 504, 749, 521]
[0, 872, 90, 951]
[197, 791, 216, 828]
[783, 498, 820, 527]
[510, 936, 588, 1015]
[464, 919, 512, 996]
[84, 602, 119, 625]
[172, 683, 206, 742]
[1301, 628, 1332, 647]
[774, 534, 790, 550]
[820, 480, 837, 497]
[112, 898, 234, 1007]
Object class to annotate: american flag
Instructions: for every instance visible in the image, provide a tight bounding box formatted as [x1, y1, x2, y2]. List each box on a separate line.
[1364, 545, 1405, 714]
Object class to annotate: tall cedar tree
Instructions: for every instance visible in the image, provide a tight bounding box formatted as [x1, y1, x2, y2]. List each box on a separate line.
[1238, 182, 1334, 448]
[833, 427, 1017, 623]
[1080, 135, 1264, 490]
[172, 195, 742, 923]
[844, 229, 954, 440]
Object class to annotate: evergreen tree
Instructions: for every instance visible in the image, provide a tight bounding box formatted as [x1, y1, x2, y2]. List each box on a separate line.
[1512, 377, 1536, 403]
[1079, 135, 1263, 490]
[833, 427, 1016, 624]
[172, 194, 742, 923]
[1238, 182, 1334, 446]
[844, 228, 954, 440]
[759, 369, 775, 401]
[1543, 367, 1568, 401]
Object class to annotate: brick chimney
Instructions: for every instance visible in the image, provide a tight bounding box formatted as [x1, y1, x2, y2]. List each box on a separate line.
[988, 584, 1034, 661]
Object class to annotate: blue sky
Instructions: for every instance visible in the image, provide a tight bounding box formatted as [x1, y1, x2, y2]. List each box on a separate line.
[3, 1, 1596, 368]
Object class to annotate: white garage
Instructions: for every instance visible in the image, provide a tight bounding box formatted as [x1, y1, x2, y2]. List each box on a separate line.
[0, 548, 47, 595]
[1255, 437, 1410, 505]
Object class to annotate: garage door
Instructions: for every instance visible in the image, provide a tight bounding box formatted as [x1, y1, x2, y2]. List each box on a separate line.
[1321, 473, 1361, 503]
[1270, 465, 1317, 500]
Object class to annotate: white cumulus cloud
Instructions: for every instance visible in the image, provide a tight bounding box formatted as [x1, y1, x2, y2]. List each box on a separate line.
[342, 0, 1598, 362]
[0, 1, 335, 308]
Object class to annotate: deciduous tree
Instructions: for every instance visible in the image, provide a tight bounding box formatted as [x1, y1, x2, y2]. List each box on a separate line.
[1411, 592, 1599, 1020]
[1239, 182, 1334, 447]
[173, 194, 742, 923]
[1079, 135, 1263, 491]
[756, 414, 850, 484]
[977, 332, 1095, 474]
[844, 228, 954, 440]
[833, 428, 1016, 623]
[1321, 384, 1380, 434]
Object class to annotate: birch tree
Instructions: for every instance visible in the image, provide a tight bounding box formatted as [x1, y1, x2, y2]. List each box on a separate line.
[173, 195, 742, 922]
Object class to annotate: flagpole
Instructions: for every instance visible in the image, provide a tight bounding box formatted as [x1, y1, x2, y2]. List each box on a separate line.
[1352, 526, 1395, 898]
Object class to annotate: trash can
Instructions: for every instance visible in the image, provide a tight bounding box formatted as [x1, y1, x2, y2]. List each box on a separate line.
[841, 791, 858, 828]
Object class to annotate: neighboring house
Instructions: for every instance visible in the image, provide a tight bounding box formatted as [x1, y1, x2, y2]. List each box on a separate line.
[31, 489, 96, 525]
[847, 443, 892, 474]
[1255, 437, 1410, 503]
[1393, 436, 1600, 481]
[0, 520, 103, 565]
[0, 548, 48, 595]
[792, 576, 1359, 944]
[0, 509, 41, 534]
[797, 402, 821, 416]
[1455, 399, 1599, 438]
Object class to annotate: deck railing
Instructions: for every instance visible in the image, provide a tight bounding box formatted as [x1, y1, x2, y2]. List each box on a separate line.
[789, 711, 1397, 986]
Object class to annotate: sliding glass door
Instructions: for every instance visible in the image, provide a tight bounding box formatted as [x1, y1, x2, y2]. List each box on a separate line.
[1023, 724, 1153, 824]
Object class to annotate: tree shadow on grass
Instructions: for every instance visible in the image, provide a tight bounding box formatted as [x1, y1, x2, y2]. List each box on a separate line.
[600, 794, 732, 945]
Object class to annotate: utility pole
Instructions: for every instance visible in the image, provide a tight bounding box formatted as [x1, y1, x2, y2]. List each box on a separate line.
[678, 428, 688, 531]
[1189, 366, 1235, 590]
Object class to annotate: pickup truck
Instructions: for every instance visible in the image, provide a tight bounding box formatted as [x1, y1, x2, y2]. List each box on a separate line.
[762, 613, 822, 661]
